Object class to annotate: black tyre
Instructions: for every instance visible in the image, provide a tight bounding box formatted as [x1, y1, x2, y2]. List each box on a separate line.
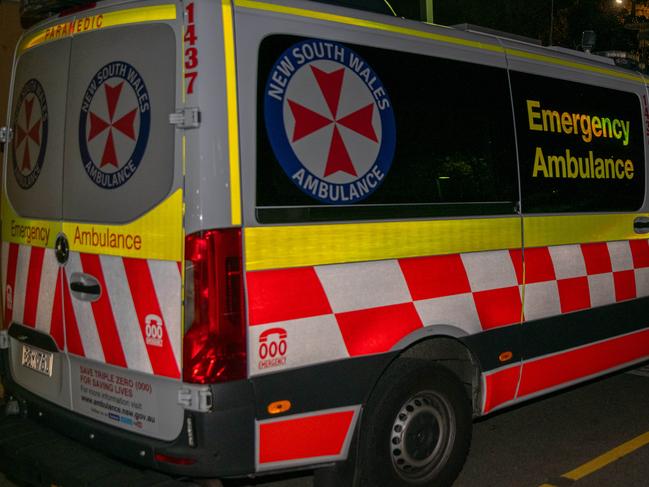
[357, 359, 472, 487]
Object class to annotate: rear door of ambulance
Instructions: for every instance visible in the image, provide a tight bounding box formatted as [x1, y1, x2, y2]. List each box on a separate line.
[3, 15, 69, 410]
[4, 1, 186, 441]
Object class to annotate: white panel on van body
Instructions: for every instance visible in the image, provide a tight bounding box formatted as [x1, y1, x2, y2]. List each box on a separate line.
[182, 0, 237, 234]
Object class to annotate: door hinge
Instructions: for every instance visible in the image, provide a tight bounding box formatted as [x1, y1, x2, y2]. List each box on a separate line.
[0, 127, 13, 144]
[169, 107, 201, 129]
[178, 385, 212, 412]
[0, 330, 9, 350]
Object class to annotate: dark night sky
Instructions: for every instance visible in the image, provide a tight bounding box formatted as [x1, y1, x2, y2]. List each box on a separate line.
[326, 0, 642, 51]
[432, 0, 639, 51]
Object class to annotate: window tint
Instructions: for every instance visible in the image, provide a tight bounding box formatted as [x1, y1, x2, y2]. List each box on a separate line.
[511, 71, 645, 213]
[256, 35, 518, 223]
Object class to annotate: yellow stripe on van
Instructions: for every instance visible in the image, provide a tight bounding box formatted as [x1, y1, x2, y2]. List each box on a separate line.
[244, 217, 522, 271]
[222, 0, 243, 226]
[20, 4, 177, 53]
[1, 193, 59, 249]
[63, 189, 183, 261]
[234, 0, 643, 84]
[245, 213, 649, 271]
[524, 213, 649, 248]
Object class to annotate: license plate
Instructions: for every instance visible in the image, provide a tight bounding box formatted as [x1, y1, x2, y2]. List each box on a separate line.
[21, 345, 53, 377]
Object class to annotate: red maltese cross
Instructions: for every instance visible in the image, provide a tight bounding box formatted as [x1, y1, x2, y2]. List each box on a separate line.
[14, 97, 42, 171]
[88, 82, 137, 168]
[287, 66, 378, 177]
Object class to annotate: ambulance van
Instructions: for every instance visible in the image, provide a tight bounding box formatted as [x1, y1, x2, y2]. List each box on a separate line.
[2, 0, 649, 485]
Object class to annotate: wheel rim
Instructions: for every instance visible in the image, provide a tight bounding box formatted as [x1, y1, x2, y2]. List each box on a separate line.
[389, 390, 456, 482]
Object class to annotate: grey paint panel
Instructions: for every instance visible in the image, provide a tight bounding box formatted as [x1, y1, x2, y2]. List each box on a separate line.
[7, 40, 68, 220]
[63, 24, 176, 224]
[183, 0, 234, 234]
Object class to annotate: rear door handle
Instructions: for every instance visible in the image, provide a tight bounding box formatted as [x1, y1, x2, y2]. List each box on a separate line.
[634, 217, 649, 234]
[69, 272, 101, 301]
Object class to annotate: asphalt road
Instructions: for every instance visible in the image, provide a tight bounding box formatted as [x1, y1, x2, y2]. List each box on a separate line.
[3, 368, 649, 486]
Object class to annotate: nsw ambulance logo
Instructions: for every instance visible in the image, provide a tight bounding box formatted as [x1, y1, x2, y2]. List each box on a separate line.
[12, 79, 48, 189]
[79, 61, 150, 189]
[264, 39, 396, 204]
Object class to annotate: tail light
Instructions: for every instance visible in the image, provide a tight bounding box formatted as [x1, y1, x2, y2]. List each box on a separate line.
[183, 228, 246, 383]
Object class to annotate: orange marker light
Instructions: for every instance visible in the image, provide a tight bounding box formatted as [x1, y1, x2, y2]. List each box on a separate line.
[267, 400, 292, 415]
[499, 351, 513, 362]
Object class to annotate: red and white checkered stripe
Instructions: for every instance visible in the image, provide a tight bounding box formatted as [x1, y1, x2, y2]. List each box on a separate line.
[2, 242, 64, 347]
[246, 239, 649, 376]
[520, 241, 649, 320]
[2, 242, 181, 379]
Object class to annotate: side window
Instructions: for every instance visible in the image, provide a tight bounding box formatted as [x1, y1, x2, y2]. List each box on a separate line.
[256, 35, 519, 223]
[510, 71, 645, 213]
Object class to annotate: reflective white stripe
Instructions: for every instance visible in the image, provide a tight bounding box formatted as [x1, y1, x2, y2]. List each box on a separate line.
[315, 260, 410, 313]
[415, 292, 481, 334]
[462, 250, 517, 291]
[587, 273, 616, 307]
[65, 253, 104, 362]
[524, 281, 561, 321]
[11, 245, 31, 324]
[549, 245, 586, 279]
[148, 259, 182, 368]
[635, 268, 649, 298]
[608, 241, 633, 272]
[35, 249, 59, 334]
[101, 255, 152, 374]
[1, 242, 9, 310]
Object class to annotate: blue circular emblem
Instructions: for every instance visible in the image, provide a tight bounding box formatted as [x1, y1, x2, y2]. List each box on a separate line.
[264, 39, 396, 204]
[12, 79, 48, 190]
[79, 61, 150, 189]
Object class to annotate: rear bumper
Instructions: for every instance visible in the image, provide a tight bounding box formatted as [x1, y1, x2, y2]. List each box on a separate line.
[0, 348, 256, 479]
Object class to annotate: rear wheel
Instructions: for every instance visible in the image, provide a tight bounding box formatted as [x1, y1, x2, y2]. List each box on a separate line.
[357, 359, 472, 487]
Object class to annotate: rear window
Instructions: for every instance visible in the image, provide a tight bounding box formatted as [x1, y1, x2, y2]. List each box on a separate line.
[256, 35, 519, 223]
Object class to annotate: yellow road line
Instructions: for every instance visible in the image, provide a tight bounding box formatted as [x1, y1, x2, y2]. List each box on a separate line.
[563, 430, 649, 481]
[540, 430, 649, 486]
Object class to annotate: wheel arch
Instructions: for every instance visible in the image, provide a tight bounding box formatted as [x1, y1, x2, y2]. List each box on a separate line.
[376, 325, 484, 417]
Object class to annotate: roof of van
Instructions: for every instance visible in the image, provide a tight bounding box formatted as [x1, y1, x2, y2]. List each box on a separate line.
[18, 0, 640, 81]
